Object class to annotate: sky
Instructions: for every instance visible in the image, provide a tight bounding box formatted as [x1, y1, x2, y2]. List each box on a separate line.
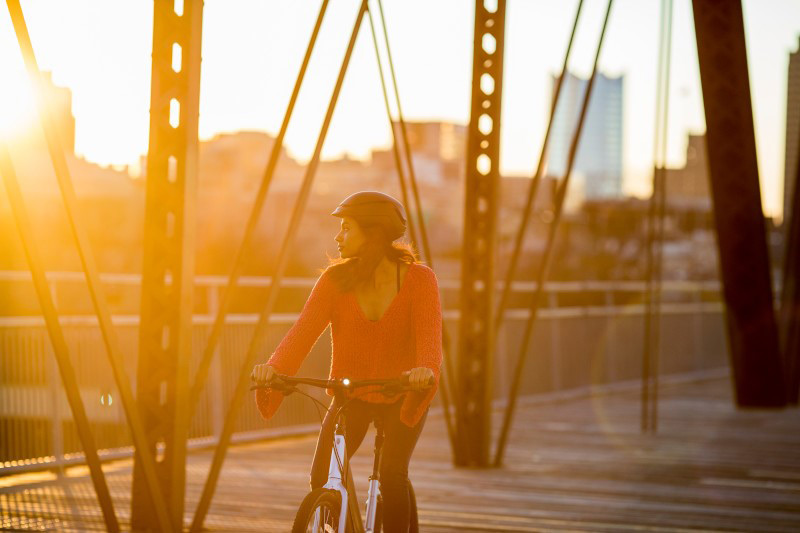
[1, 0, 799, 218]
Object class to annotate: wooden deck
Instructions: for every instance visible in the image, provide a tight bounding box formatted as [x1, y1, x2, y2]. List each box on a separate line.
[2, 372, 800, 532]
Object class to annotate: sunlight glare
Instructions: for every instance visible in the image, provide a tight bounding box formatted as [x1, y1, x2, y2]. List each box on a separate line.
[0, 72, 37, 142]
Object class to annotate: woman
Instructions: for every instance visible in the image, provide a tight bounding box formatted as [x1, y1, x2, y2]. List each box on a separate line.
[251, 190, 442, 532]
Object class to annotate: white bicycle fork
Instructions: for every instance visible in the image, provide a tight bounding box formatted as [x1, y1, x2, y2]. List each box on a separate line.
[319, 433, 349, 532]
[317, 422, 384, 533]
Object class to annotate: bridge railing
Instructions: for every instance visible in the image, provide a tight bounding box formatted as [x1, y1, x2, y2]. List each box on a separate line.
[0, 271, 726, 475]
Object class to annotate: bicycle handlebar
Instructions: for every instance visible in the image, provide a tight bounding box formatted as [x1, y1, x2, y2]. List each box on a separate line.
[249, 374, 433, 393]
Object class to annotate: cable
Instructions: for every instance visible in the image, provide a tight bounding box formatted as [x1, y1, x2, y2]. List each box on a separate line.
[642, 0, 673, 434]
[188, 0, 333, 421]
[190, 3, 371, 530]
[493, 0, 585, 334]
[493, 0, 616, 467]
[369, 0, 459, 454]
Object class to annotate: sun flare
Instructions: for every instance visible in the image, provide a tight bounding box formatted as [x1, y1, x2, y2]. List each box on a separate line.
[0, 73, 37, 143]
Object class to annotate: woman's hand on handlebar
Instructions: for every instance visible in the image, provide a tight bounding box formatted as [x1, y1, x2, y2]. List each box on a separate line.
[251, 363, 277, 384]
[403, 367, 434, 391]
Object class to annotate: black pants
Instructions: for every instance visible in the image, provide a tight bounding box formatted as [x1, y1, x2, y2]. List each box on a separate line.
[310, 397, 427, 533]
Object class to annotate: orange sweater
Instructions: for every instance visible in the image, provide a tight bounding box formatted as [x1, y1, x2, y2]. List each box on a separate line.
[255, 262, 443, 427]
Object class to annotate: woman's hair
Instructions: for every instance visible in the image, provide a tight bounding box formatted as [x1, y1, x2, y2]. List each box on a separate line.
[324, 222, 418, 292]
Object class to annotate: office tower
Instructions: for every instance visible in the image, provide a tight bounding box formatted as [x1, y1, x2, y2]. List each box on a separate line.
[548, 71, 623, 200]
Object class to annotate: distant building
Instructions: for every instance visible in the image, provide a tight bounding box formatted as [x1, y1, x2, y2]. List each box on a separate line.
[40, 72, 76, 154]
[197, 130, 302, 195]
[662, 134, 711, 210]
[785, 36, 800, 223]
[398, 121, 466, 162]
[548, 71, 623, 200]
[371, 121, 466, 186]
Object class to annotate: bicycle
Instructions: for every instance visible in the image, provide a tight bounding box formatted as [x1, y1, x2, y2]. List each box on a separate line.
[251, 374, 429, 533]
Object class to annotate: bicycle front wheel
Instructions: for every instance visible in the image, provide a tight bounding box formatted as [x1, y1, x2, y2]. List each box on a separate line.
[292, 488, 342, 533]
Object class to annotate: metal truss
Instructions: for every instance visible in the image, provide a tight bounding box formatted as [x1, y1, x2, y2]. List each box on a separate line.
[366, 0, 459, 456]
[190, 2, 369, 530]
[5, 2, 173, 531]
[457, 0, 507, 467]
[692, 0, 785, 407]
[132, 0, 204, 530]
[780, 131, 800, 404]
[0, 150, 120, 531]
[492, 0, 614, 467]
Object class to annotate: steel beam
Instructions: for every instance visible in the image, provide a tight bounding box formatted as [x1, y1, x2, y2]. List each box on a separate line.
[5, 2, 173, 530]
[132, 0, 203, 530]
[187, 0, 331, 424]
[492, 0, 584, 335]
[641, 0, 674, 434]
[457, 0, 506, 467]
[189, 3, 368, 530]
[0, 148, 119, 533]
[692, 0, 785, 407]
[366, 2, 458, 456]
[780, 145, 800, 404]
[493, 0, 614, 466]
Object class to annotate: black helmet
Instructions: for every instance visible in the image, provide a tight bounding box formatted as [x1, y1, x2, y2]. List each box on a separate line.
[331, 191, 407, 241]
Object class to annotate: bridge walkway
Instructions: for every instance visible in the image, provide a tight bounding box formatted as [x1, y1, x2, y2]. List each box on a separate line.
[2, 372, 799, 532]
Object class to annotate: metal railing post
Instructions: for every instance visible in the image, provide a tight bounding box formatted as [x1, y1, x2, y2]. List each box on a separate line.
[207, 285, 224, 438]
[549, 291, 561, 392]
[605, 288, 617, 383]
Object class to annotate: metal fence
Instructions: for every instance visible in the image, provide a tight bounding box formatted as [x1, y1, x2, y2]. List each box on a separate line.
[0, 271, 727, 474]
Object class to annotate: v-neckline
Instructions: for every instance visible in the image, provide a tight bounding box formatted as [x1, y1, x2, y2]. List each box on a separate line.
[353, 263, 413, 323]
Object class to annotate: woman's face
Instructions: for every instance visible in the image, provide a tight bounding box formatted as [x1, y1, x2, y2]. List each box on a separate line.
[335, 216, 366, 258]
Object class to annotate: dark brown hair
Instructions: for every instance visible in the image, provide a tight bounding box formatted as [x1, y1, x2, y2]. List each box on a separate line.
[324, 222, 418, 293]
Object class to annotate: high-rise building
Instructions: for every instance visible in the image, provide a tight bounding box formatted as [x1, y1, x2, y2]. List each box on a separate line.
[548, 71, 623, 200]
[784, 36, 800, 223]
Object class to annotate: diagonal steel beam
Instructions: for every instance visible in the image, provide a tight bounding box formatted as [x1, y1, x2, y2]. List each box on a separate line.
[365, 2, 459, 458]
[641, 0, 674, 435]
[189, 2, 369, 530]
[5, 2, 173, 530]
[493, 0, 615, 467]
[0, 147, 119, 533]
[187, 0, 332, 422]
[692, 0, 784, 407]
[373, 0, 461, 417]
[780, 119, 800, 404]
[492, 0, 584, 335]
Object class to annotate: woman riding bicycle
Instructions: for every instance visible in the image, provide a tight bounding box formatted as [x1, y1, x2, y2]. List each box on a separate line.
[251, 190, 442, 532]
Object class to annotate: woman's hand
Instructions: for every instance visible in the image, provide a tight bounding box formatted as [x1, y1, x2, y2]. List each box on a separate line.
[404, 367, 434, 391]
[251, 363, 276, 384]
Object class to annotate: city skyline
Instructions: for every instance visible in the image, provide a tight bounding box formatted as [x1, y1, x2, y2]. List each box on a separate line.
[1, 0, 800, 218]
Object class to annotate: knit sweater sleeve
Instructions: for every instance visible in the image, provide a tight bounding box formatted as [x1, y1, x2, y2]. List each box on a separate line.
[255, 271, 335, 420]
[400, 265, 444, 427]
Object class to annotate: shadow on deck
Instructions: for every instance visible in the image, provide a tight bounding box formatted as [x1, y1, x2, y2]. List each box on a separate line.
[2, 371, 799, 532]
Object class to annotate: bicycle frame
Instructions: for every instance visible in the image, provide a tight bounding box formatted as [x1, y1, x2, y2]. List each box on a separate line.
[363, 416, 384, 532]
[319, 399, 385, 533]
[250, 374, 430, 532]
[320, 430, 350, 532]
